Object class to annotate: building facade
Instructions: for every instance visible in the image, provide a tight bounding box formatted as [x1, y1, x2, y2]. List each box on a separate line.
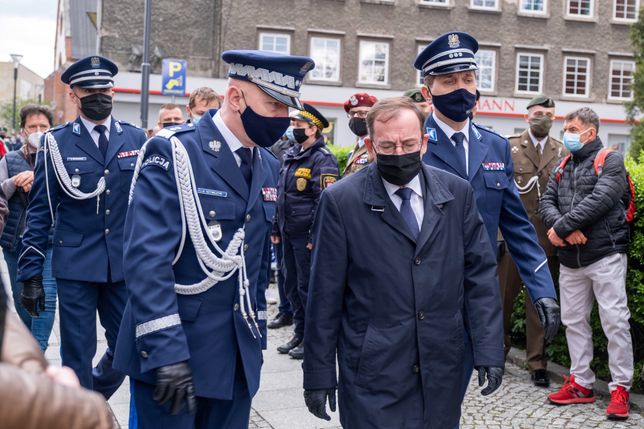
[101, 0, 640, 149]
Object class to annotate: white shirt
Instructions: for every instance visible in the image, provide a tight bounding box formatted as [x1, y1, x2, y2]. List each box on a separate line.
[528, 129, 547, 154]
[80, 115, 111, 148]
[433, 114, 470, 174]
[213, 110, 247, 167]
[382, 174, 425, 229]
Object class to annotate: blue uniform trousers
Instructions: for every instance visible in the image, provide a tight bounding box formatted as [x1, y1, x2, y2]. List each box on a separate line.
[274, 243, 292, 317]
[133, 354, 251, 429]
[57, 278, 127, 399]
[282, 235, 310, 338]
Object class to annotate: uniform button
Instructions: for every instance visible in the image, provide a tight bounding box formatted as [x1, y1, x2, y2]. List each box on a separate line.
[496, 182, 501, 188]
[74, 168, 80, 173]
[58, 240, 63, 244]
[234, 303, 239, 311]
[414, 257, 421, 265]
[243, 244, 249, 251]
[104, 169, 110, 176]
[130, 162, 135, 167]
[209, 210, 216, 217]
[140, 351, 149, 358]
[417, 311, 425, 320]
[412, 364, 420, 374]
[245, 214, 251, 222]
[106, 189, 111, 195]
[105, 228, 110, 235]
[106, 209, 111, 215]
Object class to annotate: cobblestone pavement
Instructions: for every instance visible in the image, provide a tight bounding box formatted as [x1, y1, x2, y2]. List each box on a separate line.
[45, 283, 642, 428]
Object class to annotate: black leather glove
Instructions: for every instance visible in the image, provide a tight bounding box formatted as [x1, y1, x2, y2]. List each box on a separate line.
[21, 275, 44, 317]
[534, 297, 561, 343]
[476, 366, 503, 396]
[154, 362, 196, 415]
[304, 389, 336, 421]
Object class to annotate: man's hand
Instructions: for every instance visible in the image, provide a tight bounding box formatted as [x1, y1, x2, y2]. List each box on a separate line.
[565, 230, 587, 246]
[534, 297, 561, 342]
[271, 235, 281, 245]
[154, 362, 196, 415]
[476, 366, 503, 396]
[547, 228, 566, 247]
[21, 275, 44, 317]
[304, 389, 336, 421]
[12, 170, 34, 188]
[306, 242, 313, 251]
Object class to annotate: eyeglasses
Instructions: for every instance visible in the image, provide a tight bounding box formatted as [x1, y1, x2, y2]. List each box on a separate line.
[376, 141, 421, 155]
[348, 110, 369, 119]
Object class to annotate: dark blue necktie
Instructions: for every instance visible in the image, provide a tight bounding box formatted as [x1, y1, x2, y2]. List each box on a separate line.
[236, 147, 253, 186]
[395, 187, 419, 239]
[451, 132, 466, 175]
[94, 125, 109, 158]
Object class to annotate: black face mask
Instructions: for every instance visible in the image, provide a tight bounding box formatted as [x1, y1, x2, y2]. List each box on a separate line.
[376, 151, 422, 186]
[293, 128, 309, 144]
[349, 117, 368, 137]
[79, 93, 113, 121]
[162, 122, 183, 128]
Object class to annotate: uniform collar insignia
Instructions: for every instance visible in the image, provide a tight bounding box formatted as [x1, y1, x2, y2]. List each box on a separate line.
[115, 121, 123, 134]
[209, 140, 222, 152]
[426, 127, 438, 142]
[472, 126, 482, 140]
[72, 122, 81, 135]
[512, 146, 519, 154]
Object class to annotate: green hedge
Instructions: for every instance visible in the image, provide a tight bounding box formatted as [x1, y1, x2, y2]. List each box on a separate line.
[511, 155, 644, 392]
[327, 144, 353, 176]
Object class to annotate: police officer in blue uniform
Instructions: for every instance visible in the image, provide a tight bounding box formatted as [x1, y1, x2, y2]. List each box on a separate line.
[272, 104, 338, 360]
[414, 32, 561, 424]
[113, 50, 315, 428]
[17, 55, 147, 398]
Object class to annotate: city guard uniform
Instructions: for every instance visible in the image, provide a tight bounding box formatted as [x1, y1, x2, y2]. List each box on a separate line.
[114, 50, 315, 428]
[274, 106, 338, 346]
[415, 32, 557, 424]
[17, 55, 147, 398]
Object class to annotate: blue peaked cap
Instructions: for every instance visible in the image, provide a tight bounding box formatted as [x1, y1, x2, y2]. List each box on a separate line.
[222, 50, 315, 109]
[61, 55, 118, 89]
[414, 32, 479, 77]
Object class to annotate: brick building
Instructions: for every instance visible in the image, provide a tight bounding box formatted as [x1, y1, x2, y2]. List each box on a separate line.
[100, 0, 639, 149]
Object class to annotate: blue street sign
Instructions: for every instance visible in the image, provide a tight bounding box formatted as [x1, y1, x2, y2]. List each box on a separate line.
[162, 59, 187, 96]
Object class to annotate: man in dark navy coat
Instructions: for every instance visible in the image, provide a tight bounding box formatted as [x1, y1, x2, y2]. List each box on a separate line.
[17, 55, 146, 398]
[414, 32, 561, 424]
[114, 50, 315, 428]
[303, 97, 504, 429]
[272, 103, 338, 360]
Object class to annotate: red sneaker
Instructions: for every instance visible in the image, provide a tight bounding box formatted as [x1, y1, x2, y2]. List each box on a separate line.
[606, 386, 629, 420]
[548, 375, 595, 405]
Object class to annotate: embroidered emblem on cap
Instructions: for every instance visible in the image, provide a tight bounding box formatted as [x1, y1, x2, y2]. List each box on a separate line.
[209, 140, 222, 152]
[91, 56, 101, 67]
[350, 95, 358, 106]
[448, 34, 460, 48]
[262, 187, 278, 202]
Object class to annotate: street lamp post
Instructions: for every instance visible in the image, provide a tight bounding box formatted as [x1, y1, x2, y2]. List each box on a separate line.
[10, 54, 23, 133]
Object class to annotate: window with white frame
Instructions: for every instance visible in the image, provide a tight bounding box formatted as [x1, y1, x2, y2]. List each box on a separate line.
[614, 0, 640, 21]
[515, 53, 543, 93]
[419, 0, 449, 6]
[259, 33, 290, 54]
[309, 37, 341, 82]
[563, 57, 590, 97]
[471, 0, 498, 9]
[609, 60, 635, 99]
[567, 0, 593, 17]
[475, 49, 496, 92]
[358, 40, 389, 85]
[520, 0, 546, 13]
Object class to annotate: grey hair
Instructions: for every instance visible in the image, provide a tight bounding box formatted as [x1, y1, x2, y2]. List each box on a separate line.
[565, 107, 600, 132]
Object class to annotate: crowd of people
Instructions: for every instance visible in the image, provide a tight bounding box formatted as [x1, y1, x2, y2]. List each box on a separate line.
[0, 29, 636, 428]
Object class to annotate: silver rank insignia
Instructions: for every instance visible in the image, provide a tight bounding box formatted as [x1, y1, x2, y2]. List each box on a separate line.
[511, 146, 519, 154]
[71, 175, 81, 188]
[208, 221, 223, 241]
[209, 140, 221, 152]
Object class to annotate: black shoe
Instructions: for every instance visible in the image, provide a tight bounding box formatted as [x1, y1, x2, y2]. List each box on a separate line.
[277, 335, 302, 354]
[268, 313, 293, 329]
[532, 369, 550, 387]
[288, 344, 304, 360]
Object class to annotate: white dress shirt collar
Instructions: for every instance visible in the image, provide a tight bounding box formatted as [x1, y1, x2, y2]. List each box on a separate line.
[80, 115, 111, 147]
[213, 110, 243, 154]
[382, 174, 423, 200]
[528, 129, 548, 153]
[433, 114, 470, 145]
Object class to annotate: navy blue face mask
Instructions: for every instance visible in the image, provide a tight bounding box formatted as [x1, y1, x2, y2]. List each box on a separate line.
[239, 91, 290, 148]
[430, 88, 477, 122]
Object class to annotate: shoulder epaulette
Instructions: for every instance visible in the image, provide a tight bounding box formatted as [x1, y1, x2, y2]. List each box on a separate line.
[319, 147, 332, 156]
[260, 147, 277, 160]
[117, 120, 143, 130]
[506, 133, 521, 140]
[550, 136, 563, 144]
[48, 122, 70, 133]
[474, 123, 507, 140]
[156, 123, 196, 139]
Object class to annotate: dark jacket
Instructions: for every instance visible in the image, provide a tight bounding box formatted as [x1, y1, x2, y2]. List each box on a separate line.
[303, 163, 503, 429]
[539, 138, 629, 268]
[274, 137, 338, 239]
[0, 150, 33, 251]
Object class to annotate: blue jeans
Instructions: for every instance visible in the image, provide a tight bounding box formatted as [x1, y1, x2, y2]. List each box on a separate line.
[4, 246, 57, 351]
